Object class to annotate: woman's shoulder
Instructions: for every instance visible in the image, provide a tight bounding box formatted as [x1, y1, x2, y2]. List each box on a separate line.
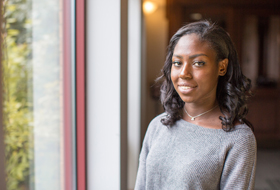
[149, 112, 168, 126]
[142, 113, 169, 147]
[145, 113, 169, 136]
[224, 124, 256, 148]
[230, 124, 255, 136]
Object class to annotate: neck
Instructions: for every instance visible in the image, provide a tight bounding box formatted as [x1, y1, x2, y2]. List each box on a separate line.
[184, 101, 218, 116]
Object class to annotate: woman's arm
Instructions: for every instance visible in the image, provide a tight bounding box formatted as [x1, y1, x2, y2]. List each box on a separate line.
[220, 132, 257, 190]
[134, 116, 160, 190]
[134, 147, 147, 190]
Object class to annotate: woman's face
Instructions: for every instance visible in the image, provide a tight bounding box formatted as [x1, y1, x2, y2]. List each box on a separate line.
[171, 34, 228, 106]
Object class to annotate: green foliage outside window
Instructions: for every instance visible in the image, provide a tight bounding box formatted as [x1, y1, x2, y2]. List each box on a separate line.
[2, 0, 33, 189]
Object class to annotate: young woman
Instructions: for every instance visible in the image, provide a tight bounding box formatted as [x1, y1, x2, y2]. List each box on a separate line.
[135, 21, 257, 189]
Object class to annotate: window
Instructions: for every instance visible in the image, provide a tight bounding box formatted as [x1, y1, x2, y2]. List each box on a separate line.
[1, 0, 78, 189]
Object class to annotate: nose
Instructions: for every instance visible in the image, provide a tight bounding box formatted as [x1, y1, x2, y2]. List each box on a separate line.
[179, 62, 192, 79]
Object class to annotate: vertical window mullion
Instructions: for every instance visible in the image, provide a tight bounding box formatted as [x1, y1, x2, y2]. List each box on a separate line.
[76, 0, 86, 189]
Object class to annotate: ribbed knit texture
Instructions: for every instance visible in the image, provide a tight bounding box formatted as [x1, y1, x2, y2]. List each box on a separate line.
[135, 113, 257, 190]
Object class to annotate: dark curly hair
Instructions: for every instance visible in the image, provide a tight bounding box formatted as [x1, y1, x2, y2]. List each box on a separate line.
[160, 20, 253, 131]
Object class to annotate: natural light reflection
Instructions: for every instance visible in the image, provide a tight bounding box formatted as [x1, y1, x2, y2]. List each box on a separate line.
[2, 0, 75, 189]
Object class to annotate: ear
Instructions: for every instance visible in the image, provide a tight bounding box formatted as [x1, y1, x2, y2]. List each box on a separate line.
[218, 58, 228, 76]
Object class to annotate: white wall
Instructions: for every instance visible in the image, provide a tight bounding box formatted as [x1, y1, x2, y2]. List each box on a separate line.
[128, 0, 141, 189]
[87, 0, 141, 189]
[86, 0, 121, 189]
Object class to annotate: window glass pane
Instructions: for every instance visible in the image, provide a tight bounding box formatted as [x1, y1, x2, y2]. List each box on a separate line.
[2, 0, 75, 189]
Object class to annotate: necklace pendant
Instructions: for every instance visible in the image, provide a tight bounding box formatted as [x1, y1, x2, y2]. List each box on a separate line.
[184, 105, 218, 121]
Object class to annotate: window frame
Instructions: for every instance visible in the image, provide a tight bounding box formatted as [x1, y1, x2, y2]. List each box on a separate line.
[76, 0, 86, 189]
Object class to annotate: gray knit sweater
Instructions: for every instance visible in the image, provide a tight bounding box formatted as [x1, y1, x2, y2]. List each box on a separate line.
[135, 113, 257, 190]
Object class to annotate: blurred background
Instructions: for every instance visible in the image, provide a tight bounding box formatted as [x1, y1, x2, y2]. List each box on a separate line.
[0, 0, 280, 189]
[142, 1, 280, 189]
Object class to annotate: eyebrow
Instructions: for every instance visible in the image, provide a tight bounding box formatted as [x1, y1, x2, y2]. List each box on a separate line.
[173, 54, 208, 59]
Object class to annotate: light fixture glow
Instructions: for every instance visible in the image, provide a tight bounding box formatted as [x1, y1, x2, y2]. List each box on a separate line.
[190, 13, 203, 20]
[143, 1, 157, 14]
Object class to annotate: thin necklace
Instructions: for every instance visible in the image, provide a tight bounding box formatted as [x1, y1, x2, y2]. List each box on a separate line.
[184, 105, 218, 121]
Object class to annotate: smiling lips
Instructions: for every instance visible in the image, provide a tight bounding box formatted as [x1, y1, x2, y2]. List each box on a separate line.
[178, 85, 197, 93]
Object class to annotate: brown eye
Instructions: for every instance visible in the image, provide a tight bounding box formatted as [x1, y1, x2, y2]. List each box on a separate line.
[172, 61, 181, 67]
[193, 61, 205, 67]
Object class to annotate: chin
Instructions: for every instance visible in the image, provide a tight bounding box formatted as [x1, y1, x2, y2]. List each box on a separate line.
[179, 97, 195, 104]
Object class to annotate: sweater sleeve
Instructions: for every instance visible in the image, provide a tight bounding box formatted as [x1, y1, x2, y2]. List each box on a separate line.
[134, 122, 153, 190]
[134, 114, 162, 190]
[220, 131, 257, 190]
[134, 137, 148, 190]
